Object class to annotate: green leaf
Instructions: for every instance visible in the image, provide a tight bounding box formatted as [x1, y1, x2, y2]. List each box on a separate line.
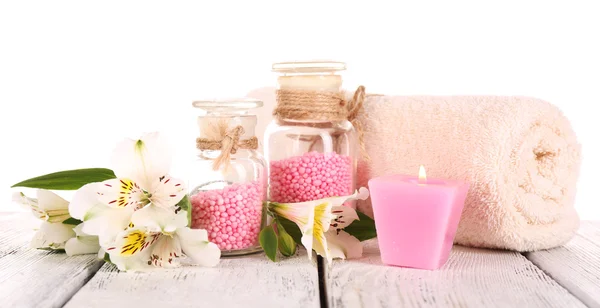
[277, 222, 297, 257]
[277, 216, 302, 244]
[176, 195, 192, 227]
[62, 217, 83, 225]
[259, 224, 278, 262]
[344, 210, 377, 241]
[11, 168, 116, 190]
[103, 252, 112, 263]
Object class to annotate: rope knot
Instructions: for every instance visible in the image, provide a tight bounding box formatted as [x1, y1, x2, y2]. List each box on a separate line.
[196, 123, 258, 171]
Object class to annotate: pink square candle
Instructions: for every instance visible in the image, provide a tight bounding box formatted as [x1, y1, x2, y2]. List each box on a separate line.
[368, 172, 469, 270]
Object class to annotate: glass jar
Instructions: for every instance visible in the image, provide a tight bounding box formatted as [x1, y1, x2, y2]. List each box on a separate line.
[188, 99, 267, 256]
[264, 61, 357, 206]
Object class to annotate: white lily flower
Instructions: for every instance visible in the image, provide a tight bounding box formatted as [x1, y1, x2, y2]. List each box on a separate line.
[69, 132, 187, 247]
[105, 205, 220, 272]
[270, 187, 370, 264]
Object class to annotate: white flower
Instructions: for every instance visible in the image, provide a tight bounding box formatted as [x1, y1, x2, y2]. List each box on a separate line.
[13, 190, 99, 255]
[69, 133, 187, 247]
[105, 205, 220, 272]
[13, 190, 70, 223]
[270, 188, 370, 264]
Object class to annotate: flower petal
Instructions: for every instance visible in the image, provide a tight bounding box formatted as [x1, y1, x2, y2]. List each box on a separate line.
[36, 189, 69, 211]
[148, 176, 186, 209]
[13, 191, 46, 220]
[176, 227, 221, 267]
[30, 222, 75, 250]
[306, 202, 334, 262]
[69, 183, 104, 220]
[105, 228, 160, 257]
[67, 224, 101, 256]
[36, 190, 70, 222]
[80, 206, 135, 247]
[314, 201, 335, 234]
[148, 236, 183, 268]
[65, 236, 100, 256]
[270, 201, 315, 234]
[330, 205, 360, 229]
[72, 223, 90, 237]
[131, 204, 188, 233]
[110, 132, 172, 191]
[107, 251, 154, 272]
[322, 187, 370, 207]
[324, 230, 363, 260]
[96, 179, 144, 209]
[97, 247, 106, 259]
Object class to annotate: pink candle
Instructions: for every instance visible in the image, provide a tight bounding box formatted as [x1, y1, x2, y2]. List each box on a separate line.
[368, 166, 469, 270]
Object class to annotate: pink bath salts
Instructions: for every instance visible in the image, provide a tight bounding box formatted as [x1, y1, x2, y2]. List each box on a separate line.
[270, 151, 353, 203]
[190, 181, 264, 251]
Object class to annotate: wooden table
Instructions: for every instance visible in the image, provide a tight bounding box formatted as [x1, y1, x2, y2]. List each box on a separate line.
[1, 212, 599, 308]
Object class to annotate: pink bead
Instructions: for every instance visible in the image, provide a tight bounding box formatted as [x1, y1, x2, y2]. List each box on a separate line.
[191, 181, 264, 251]
[269, 151, 352, 204]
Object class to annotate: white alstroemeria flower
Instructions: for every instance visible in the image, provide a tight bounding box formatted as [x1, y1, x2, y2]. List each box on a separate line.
[270, 188, 370, 264]
[12, 190, 70, 223]
[13, 190, 99, 254]
[13, 190, 73, 249]
[105, 205, 220, 272]
[69, 133, 187, 247]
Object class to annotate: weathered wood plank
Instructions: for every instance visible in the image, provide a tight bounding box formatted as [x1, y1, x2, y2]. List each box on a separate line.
[0, 213, 104, 308]
[526, 221, 600, 308]
[327, 240, 586, 308]
[65, 249, 319, 308]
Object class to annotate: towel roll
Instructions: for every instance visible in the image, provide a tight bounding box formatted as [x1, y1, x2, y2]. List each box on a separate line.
[357, 95, 582, 251]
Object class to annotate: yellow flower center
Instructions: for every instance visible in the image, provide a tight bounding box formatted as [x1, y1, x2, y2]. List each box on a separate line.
[312, 202, 329, 248]
[120, 230, 147, 255]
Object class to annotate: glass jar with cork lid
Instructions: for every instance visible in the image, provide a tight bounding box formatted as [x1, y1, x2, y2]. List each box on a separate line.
[188, 99, 267, 256]
[264, 61, 365, 206]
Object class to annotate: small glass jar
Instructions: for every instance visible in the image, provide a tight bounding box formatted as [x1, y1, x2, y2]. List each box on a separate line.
[188, 99, 267, 256]
[264, 61, 357, 206]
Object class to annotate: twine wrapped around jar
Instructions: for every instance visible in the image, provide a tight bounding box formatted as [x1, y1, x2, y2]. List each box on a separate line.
[273, 85, 369, 160]
[196, 118, 258, 171]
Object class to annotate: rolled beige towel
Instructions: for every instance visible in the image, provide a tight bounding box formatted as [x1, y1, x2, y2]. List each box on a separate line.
[357, 95, 582, 252]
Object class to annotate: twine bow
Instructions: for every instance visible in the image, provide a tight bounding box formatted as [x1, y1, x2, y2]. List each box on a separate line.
[196, 125, 258, 171]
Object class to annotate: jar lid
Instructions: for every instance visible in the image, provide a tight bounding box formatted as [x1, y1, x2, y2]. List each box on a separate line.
[192, 98, 263, 113]
[272, 60, 346, 73]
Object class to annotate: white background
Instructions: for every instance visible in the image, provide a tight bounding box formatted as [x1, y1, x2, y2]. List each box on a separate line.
[1, 1, 598, 218]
